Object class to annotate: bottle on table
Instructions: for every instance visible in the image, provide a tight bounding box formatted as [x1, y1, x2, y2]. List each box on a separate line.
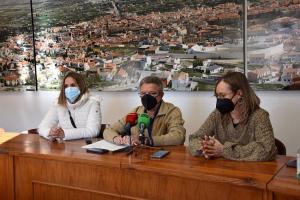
[297, 148, 300, 180]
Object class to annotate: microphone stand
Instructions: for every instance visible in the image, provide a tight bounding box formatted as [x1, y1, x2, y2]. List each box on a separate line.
[126, 126, 134, 154]
[139, 124, 146, 145]
[121, 123, 134, 154]
[129, 131, 132, 146]
[126, 124, 146, 155]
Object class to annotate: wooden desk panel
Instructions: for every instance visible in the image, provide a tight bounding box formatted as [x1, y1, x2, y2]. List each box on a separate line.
[120, 146, 288, 200]
[0, 134, 123, 200]
[0, 153, 14, 200]
[121, 168, 264, 200]
[14, 157, 122, 200]
[268, 163, 300, 200]
[0, 134, 294, 200]
[33, 181, 121, 200]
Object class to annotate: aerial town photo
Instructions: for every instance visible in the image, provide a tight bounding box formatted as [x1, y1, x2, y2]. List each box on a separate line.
[247, 0, 300, 90]
[0, 0, 299, 91]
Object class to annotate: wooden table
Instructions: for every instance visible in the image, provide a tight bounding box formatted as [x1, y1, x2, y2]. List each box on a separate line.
[0, 134, 293, 200]
[268, 162, 300, 200]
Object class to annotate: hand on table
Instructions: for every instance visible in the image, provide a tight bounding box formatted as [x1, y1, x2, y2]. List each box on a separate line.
[200, 135, 224, 159]
[48, 127, 65, 142]
[113, 135, 140, 146]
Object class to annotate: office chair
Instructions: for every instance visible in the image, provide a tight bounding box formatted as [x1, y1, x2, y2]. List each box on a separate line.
[275, 138, 286, 155]
[98, 124, 108, 138]
[28, 128, 39, 134]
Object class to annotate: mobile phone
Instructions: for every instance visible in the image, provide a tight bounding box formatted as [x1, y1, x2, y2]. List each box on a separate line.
[86, 148, 109, 154]
[196, 149, 204, 157]
[286, 159, 296, 168]
[151, 150, 170, 158]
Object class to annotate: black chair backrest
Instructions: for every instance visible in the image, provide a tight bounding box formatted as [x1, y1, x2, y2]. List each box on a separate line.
[275, 138, 286, 155]
[98, 124, 108, 138]
[28, 128, 39, 134]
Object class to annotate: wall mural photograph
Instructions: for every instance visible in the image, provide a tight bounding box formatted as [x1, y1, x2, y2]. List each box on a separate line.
[0, 0, 299, 91]
[247, 0, 300, 90]
[0, 0, 35, 91]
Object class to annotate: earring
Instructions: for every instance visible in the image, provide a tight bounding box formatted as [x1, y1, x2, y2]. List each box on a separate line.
[238, 96, 243, 102]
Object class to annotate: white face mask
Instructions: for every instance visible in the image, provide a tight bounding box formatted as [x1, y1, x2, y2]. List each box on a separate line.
[65, 87, 80, 103]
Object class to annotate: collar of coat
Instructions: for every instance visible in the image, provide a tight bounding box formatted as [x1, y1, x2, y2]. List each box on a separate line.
[67, 92, 89, 109]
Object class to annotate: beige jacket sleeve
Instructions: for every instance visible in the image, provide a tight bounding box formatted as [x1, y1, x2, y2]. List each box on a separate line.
[188, 111, 217, 156]
[103, 108, 137, 142]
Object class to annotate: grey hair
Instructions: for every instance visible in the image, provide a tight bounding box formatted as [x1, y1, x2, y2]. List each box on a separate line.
[139, 76, 163, 92]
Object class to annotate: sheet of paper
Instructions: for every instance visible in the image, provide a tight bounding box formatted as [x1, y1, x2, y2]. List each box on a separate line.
[0, 133, 20, 144]
[82, 140, 127, 151]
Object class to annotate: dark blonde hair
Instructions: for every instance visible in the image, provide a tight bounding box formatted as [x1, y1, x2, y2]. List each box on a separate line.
[58, 72, 88, 106]
[215, 71, 260, 123]
[139, 76, 163, 92]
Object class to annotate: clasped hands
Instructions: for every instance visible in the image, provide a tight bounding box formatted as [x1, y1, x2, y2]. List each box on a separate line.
[48, 127, 65, 142]
[200, 135, 224, 159]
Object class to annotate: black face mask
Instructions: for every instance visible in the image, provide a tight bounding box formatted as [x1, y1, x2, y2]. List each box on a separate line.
[216, 97, 236, 114]
[141, 94, 157, 110]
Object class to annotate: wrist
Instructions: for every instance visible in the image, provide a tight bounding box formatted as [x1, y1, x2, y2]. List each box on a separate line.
[112, 136, 118, 143]
[61, 131, 65, 139]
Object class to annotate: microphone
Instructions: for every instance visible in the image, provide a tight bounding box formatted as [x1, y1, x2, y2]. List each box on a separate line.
[120, 113, 138, 136]
[126, 112, 138, 126]
[137, 113, 150, 145]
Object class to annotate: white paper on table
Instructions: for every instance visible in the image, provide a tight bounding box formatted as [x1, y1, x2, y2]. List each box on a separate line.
[81, 140, 128, 151]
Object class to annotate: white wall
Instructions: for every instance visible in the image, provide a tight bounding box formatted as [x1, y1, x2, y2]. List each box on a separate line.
[0, 91, 299, 156]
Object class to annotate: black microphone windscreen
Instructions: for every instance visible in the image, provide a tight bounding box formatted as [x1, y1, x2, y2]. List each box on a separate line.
[120, 123, 131, 136]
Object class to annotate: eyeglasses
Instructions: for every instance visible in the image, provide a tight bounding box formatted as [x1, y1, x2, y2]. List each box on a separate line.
[138, 92, 160, 98]
[214, 92, 234, 99]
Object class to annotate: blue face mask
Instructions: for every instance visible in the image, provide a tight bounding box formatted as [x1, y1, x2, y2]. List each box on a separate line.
[65, 87, 81, 103]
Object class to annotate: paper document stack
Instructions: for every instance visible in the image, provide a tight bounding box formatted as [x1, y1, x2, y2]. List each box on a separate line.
[82, 140, 128, 151]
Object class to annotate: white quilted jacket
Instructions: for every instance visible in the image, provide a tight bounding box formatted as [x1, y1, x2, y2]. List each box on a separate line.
[38, 93, 102, 140]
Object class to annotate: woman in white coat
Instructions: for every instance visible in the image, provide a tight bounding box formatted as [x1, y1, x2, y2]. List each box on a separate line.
[38, 72, 102, 141]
